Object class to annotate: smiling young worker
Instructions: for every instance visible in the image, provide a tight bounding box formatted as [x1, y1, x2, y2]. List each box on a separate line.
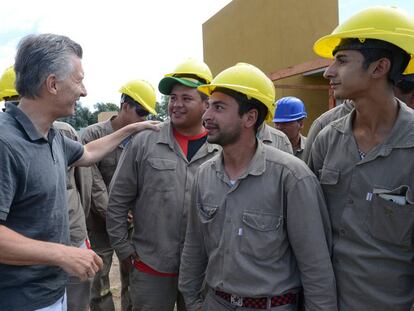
[0, 33, 158, 311]
[308, 6, 414, 311]
[179, 63, 337, 311]
[107, 59, 219, 311]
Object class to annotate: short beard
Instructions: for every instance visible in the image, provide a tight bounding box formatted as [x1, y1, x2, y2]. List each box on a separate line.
[207, 122, 242, 146]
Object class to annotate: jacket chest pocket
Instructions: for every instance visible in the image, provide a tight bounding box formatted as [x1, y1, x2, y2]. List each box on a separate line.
[197, 203, 219, 252]
[240, 211, 283, 259]
[365, 185, 414, 248]
[146, 158, 177, 191]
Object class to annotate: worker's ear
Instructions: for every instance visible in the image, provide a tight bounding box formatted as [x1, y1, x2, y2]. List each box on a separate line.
[370, 57, 391, 80]
[243, 108, 258, 129]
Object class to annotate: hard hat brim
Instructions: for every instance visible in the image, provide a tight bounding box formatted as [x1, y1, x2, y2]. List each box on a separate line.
[313, 33, 414, 74]
[158, 77, 202, 95]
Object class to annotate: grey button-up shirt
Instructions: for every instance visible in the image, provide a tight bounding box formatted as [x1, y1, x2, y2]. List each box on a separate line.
[107, 121, 219, 273]
[303, 100, 354, 163]
[179, 141, 337, 311]
[257, 123, 293, 154]
[294, 134, 307, 160]
[309, 100, 414, 311]
[81, 118, 124, 232]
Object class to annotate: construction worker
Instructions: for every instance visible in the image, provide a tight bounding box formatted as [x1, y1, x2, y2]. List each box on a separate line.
[0, 65, 19, 110]
[309, 6, 414, 310]
[81, 79, 157, 311]
[0, 33, 158, 311]
[107, 58, 219, 311]
[273, 96, 307, 159]
[179, 63, 337, 311]
[0, 64, 94, 311]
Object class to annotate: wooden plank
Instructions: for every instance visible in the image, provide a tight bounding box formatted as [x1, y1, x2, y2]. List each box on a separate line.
[274, 84, 330, 90]
[269, 58, 332, 81]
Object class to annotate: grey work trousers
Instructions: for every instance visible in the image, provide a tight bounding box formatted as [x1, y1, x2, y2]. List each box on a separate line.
[89, 229, 131, 311]
[129, 268, 186, 311]
[66, 275, 92, 311]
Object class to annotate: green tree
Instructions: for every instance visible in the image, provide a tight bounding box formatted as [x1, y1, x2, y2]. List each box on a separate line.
[59, 101, 94, 130]
[91, 102, 119, 124]
[150, 95, 169, 121]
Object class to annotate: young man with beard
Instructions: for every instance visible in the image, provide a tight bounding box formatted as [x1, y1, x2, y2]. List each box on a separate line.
[107, 59, 219, 311]
[309, 6, 414, 310]
[179, 63, 337, 311]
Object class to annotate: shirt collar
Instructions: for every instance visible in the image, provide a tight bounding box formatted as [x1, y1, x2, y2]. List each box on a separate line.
[5, 102, 49, 142]
[332, 98, 414, 149]
[211, 139, 266, 183]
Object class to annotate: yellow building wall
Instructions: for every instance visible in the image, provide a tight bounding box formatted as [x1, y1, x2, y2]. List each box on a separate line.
[203, 0, 339, 134]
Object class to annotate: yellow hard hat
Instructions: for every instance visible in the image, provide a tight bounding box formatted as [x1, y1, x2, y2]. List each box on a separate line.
[119, 80, 157, 115]
[198, 63, 276, 121]
[158, 58, 213, 95]
[313, 6, 414, 74]
[0, 66, 18, 101]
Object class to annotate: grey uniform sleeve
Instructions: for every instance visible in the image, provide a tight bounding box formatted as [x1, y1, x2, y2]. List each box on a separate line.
[303, 119, 323, 164]
[307, 131, 326, 176]
[0, 141, 18, 222]
[81, 129, 108, 219]
[74, 165, 92, 218]
[278, 133, 294, 154]
[179, 171, 208, 311]
[286, 175, 337, 311]
[106, 139, 139, 260]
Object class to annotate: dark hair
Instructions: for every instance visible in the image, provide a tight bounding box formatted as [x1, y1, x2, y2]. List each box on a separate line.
[214, 87, 268, 132]
[120, 93, 137, 108]
[14, 33, 83, 99]
[120, 94, 150, 116]
[333, 38, 410, 85]
[395, 77, 414, 94]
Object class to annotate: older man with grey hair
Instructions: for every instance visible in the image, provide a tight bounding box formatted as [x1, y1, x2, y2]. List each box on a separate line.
[0, 33, 158, 311]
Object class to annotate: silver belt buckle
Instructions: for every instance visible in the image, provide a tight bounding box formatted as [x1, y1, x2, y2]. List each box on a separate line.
[230, 294, 243, 307]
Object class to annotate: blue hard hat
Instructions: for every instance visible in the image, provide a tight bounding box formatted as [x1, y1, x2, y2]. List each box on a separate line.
[273, 96, 307, 122]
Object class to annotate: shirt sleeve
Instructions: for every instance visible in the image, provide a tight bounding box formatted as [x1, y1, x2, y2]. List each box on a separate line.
[286, 174, 337, 310]
[0, 141, 19, 222]
[106, 137, 139, 260]
[179, 170, 208, 311]
[62, 134, 84, 166]
[303, 119, 323, 164]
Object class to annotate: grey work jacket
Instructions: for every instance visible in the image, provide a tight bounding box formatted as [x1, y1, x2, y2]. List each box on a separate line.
[81, 118, 124, 233]
[54, 121, 91, 247]
[257, 123, 293, 154]
[179, 141, 337, 311]
[303, 100, 354, 163]
[107, 120, 219, 273]
[309, 100, 414, 311]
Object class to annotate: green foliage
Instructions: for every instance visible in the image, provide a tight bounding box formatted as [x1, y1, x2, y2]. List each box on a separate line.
[149, 95, 169, 121]
[59, 102, 94, 130]
[58, 101, 119, 130]
[91, 102, 120, 124]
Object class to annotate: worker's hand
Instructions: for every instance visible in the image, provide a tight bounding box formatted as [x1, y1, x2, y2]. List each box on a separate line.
[127, 120, 161, 135]
[56, 245, 103, 281]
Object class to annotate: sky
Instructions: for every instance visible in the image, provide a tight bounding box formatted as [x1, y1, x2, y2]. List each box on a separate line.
[0, 0, 413, 111]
